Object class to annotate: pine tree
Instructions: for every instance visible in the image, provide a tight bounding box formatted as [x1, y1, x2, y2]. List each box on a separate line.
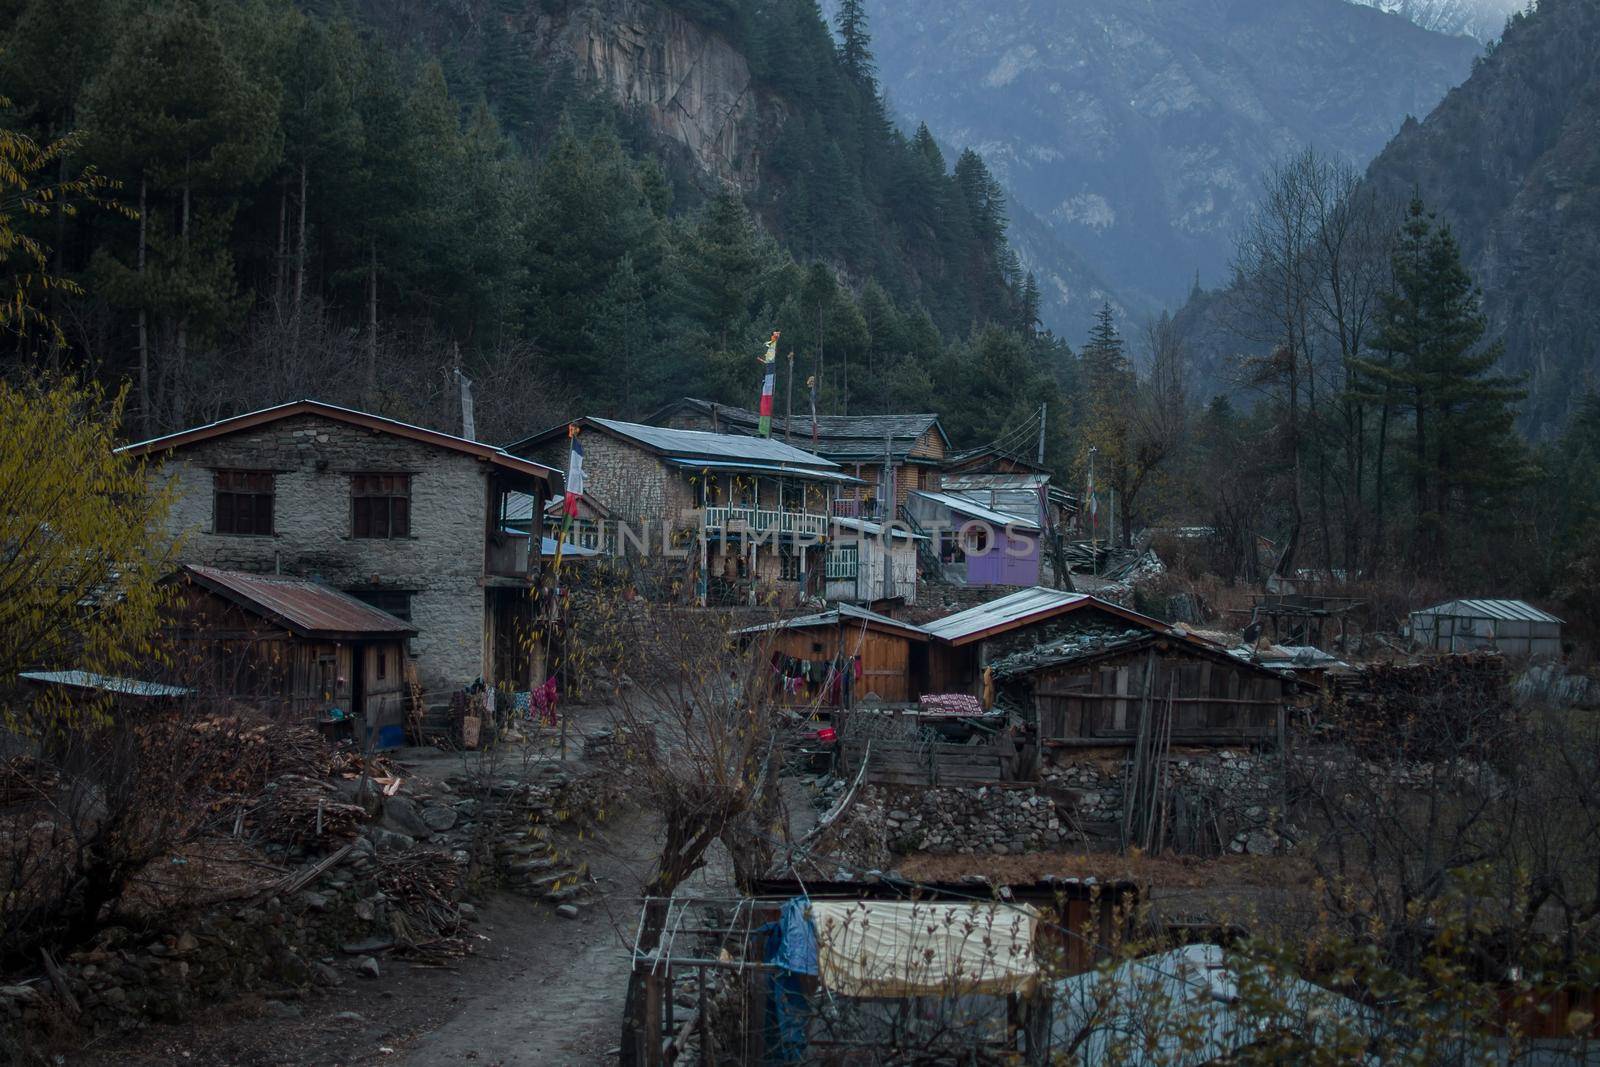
[833, 0, 876, 87]
[1361, 197, 1529, 569]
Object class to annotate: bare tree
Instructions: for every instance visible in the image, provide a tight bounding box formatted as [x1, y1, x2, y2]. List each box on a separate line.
[567, 554, 788, 1065]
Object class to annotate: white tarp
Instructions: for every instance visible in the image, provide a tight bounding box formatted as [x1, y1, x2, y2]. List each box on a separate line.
[810, 899, 1040, 997]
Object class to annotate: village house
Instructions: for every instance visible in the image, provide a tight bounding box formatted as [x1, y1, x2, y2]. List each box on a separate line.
[906, 485, 1045, 587]
[645, 398, 950, 519]
[506, 416, 857, 605]
[119, 399, 561, 698]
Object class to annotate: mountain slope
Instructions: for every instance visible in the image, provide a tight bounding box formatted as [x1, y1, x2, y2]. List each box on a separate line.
[1348, 0, 1523, 40]
[860, 0, 1478, 323]
[1364, 0, 1600, 433]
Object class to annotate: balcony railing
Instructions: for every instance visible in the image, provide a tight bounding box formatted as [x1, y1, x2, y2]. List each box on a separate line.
[703, 506, 828, 537]
[830, 498, 884, 520]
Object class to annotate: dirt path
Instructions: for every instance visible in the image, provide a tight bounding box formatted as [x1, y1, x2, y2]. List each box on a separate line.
[392, 815, 658, 1067]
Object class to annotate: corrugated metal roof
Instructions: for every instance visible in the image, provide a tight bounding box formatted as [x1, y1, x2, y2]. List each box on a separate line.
[940, 473, 1051, 491]
[909, 490, 1042, 532]
[660, 458, 862, 483]
[647, 398, 946, 451]
[540, 536, 599, 558]
[832, 516, 926, 540]
[1412, 598, 1563, 624]
[182, 565, 417, 639]
[921, 587, 1089, 642]
[586, 418, 840, 468]
[734, 602, 929, 639]
[1053, 944, 1375, 1065]
[19, 670, 193, 698]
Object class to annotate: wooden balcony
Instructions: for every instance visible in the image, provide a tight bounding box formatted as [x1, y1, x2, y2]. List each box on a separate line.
[702, 506, 828, 538]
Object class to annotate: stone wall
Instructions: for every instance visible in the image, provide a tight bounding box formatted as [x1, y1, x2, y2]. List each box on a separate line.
[819, 750, 1291, 859]
[820, 783, 1069, 862]
[527, 431, 695, 524]
[149, 414, 491, 690]
[1043, 750, 1289, 856]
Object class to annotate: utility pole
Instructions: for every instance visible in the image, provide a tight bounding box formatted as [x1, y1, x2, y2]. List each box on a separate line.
[1035, 403, 1046, 466]
[883, 434, 895, 600]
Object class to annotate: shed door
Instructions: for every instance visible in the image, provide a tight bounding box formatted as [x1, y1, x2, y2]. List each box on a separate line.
[858, 632, 908, 703]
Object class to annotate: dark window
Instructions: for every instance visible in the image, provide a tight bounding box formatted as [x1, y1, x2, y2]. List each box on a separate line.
[348, 589, 413, 621]
[352, 473, 411, 538]
[780, 547, 802, 582]
[213, 470, 274, 536]
[376, 651, 387, 681]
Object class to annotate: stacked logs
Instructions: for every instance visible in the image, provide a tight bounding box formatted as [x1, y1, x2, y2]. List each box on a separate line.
[1319, 652, 1513, 762]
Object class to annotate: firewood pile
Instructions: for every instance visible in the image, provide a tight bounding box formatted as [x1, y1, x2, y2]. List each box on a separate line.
[1318, 652, 1513, 761]
[374, 849, 469, 956]
[255, 774, 367, 846]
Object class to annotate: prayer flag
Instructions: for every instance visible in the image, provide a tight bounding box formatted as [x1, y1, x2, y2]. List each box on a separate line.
[564, 426, 585, 518]
[553, 424, 583, 573]
[757, 331, 779, 437]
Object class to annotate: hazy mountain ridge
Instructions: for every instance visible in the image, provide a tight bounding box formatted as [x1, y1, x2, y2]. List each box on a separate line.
[861, 0, 1479, 337]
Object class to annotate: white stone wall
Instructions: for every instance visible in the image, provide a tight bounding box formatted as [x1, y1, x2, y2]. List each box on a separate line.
[527, 432, 696, 524]
[148, 414, 491, 692]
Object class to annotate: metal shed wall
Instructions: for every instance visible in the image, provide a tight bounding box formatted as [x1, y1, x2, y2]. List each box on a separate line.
[1410, 610, 1562, 658]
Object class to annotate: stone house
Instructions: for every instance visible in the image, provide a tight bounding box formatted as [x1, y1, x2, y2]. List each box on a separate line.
[645, 398, 949, 519]
[120, 400, 561, 697]
[507, 416, 855, 605]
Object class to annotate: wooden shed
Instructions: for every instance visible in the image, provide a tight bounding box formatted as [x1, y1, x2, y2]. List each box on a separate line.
[921, 587, 1139, 695]
[1000, 634, 1291, 747]
[918, 586, 1293, 746]
[736, 603, 929, 706]
[164, 564, 416, 746]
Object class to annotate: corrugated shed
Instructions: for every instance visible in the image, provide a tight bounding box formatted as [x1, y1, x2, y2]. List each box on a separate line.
[1412, 598, 1563, 624]
[181, 565, 416, 639]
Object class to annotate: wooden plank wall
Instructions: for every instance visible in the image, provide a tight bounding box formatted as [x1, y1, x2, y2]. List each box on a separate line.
[1034, 649, 1283, 744]
[841, 735, 1015, 786]
[767, 626, 913, 705]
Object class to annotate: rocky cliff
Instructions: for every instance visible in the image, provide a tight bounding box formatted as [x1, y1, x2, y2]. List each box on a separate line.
[516, 0, 780, 189]
[1364, 0, 1600, 432]
[856, 0, 1479, 324]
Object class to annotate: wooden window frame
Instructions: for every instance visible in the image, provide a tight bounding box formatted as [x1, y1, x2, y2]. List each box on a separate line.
[351, 473, 412, 539]
[212, 469, 275, 537]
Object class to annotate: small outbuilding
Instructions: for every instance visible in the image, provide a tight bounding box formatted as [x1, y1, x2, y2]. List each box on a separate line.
[921, 586, 1294, 747]
[736, 603, 929, 705]
[164, 564, 416, 745]
[1409, 598, 1562, 658]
